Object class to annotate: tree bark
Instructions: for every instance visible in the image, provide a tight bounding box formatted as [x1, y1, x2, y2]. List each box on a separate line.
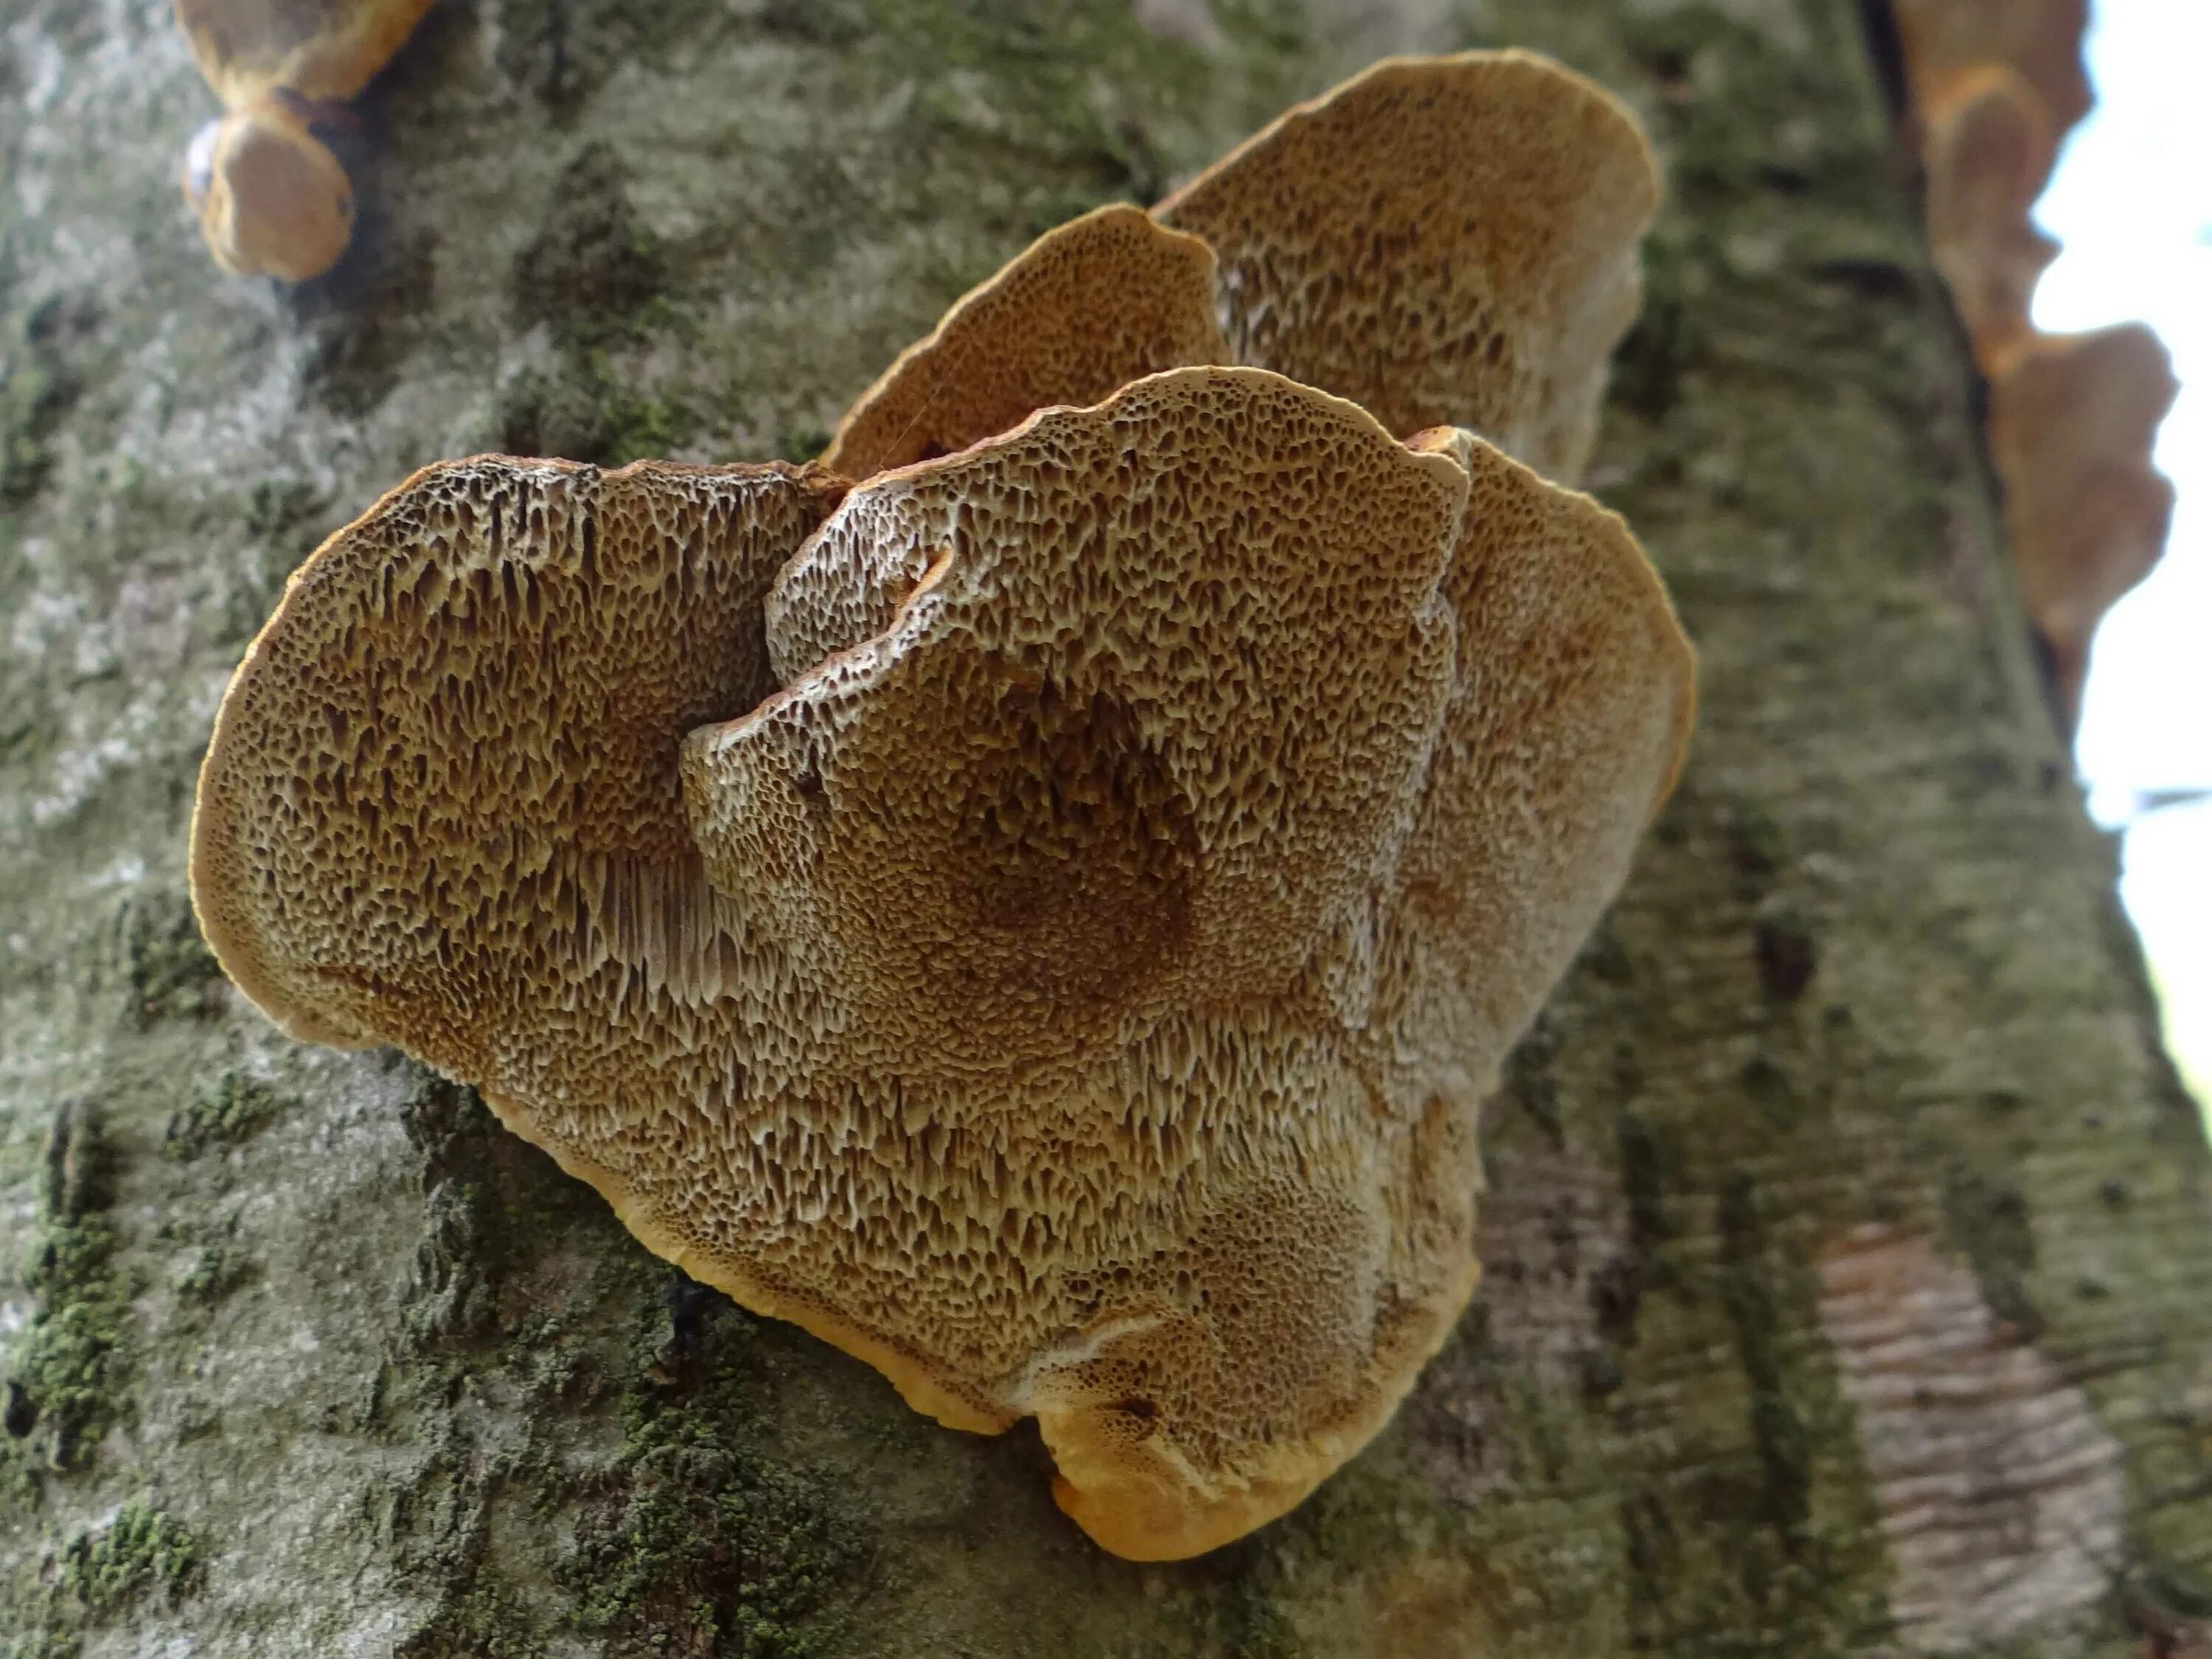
[4, 1, 2210, 1654]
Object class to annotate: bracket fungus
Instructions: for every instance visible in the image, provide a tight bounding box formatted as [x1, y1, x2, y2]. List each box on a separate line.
[823, 204, 1228, 481]
[1891, 0, 2176, 728]
[1922, 67, 2060, 364]
[190, 52, 1693, 1560]
[181, 91, 357, 282]
[174, 0, 438, 279]
[824, 52, 1658, 489]
[1153, 50, 1660, 484]
[1987, 325, 2179, 719]
[1891, 0, 2093, 142]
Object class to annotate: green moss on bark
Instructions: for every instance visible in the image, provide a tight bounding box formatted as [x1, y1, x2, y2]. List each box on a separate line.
[558, 1295, 869, 1656]
[2, 1499, 201, 1659]
[110, 892, 224, 1032]
[363, 1071, 873, 1657]
[162, 1071, 294, 1161]
[4, 1104, 133, 1478]
[59, 1500, 202, 1615]
[0, 299, 85, 509]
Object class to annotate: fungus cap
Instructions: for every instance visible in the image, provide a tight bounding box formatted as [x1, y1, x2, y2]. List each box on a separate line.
[175, 0, 439, 108]
[1986, 324, 2178, 716]
[1923, 66, 2060, 365]
[184, 94, 355, 282]
[1153, 49, 1660, 483]
[192, 366, 1691, 1560]
[821, 204, 1228, 480]
[1891, 0, 2092, 138]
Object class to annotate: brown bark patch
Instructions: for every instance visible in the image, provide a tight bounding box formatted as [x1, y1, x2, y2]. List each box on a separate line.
[1406, 1141, 1632, 1504]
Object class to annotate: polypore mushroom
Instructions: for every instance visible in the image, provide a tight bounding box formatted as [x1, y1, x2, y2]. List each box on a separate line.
[190, 457, 851, 1051]
[1921, 66, 2060, 366]
[1152, 50, 1660, 483]
[181, 94, 355, 282]
[192, 366, 1691, 1559]
[1888, 0, 2178, 731]
[1986, 324, 2178, 720]
[822, 204, 1228, 479]
[173, 0, 439, 279]
[175, 0, 440, 108]
[1890, 0, 2092, 141]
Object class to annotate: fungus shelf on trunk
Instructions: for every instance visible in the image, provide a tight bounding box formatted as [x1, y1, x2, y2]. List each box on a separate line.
[173, 0, 439, 280]
[186, 52, 1694, 1562]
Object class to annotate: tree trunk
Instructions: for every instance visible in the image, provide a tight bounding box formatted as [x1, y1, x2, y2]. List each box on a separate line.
[5, 1, 2209, 1654]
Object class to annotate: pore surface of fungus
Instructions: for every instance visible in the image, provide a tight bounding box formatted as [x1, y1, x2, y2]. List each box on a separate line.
[1153, 50, 1659, 484]
[191, 457, 850, 1051]
[821, 204, 1228, 481]
[193, 366, 1691, 1559]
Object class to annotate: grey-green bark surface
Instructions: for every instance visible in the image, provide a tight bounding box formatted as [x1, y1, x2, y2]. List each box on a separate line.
[4, 1, 2210, 1654]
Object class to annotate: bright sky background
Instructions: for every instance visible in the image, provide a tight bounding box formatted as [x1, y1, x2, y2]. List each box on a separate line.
[2033, 0, 2212, 1093]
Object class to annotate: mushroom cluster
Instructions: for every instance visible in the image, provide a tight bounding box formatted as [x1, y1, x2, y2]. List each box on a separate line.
[175, 0, 438, 280]
[190, 52, 1695, 1559]
[1893, 0, 2177, 722]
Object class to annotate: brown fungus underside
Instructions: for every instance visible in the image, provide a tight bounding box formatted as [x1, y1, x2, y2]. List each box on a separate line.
[823, 52, 1660, 490]
[189, 54, 1693, 1561]
[192, 370, 1690, 1560]
[1153, 50, 1660, 485]
[822, 204, 1228, 481]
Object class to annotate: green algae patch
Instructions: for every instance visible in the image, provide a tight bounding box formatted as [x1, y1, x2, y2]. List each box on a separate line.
[557, 1291, 871, 1658]
[1938, 1164, 2042, 1338]
[355, 1069, 875, 1657]
[512, 144, 669, 353]
[162, 1071, 296, 1161]
[110, 891, 224, 1031]
[0, 296, 91, 509]
[495, 364, 683, 470]
[1, 1500, 202, 1659]
[60, 1500, 203, 1615]
[4, 1103, 135, 1476]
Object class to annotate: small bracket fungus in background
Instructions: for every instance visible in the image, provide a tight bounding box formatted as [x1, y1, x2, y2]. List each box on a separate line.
[1891, 0, 2093, 140]
[181, 91, 356, 282]
[1891, 0, 2178, 728]
[1988, 325, 2179, 714]
[174, 0, 439, 280]
[1922, 66, 2060, 362]
[189, 52, 1694, 1561]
